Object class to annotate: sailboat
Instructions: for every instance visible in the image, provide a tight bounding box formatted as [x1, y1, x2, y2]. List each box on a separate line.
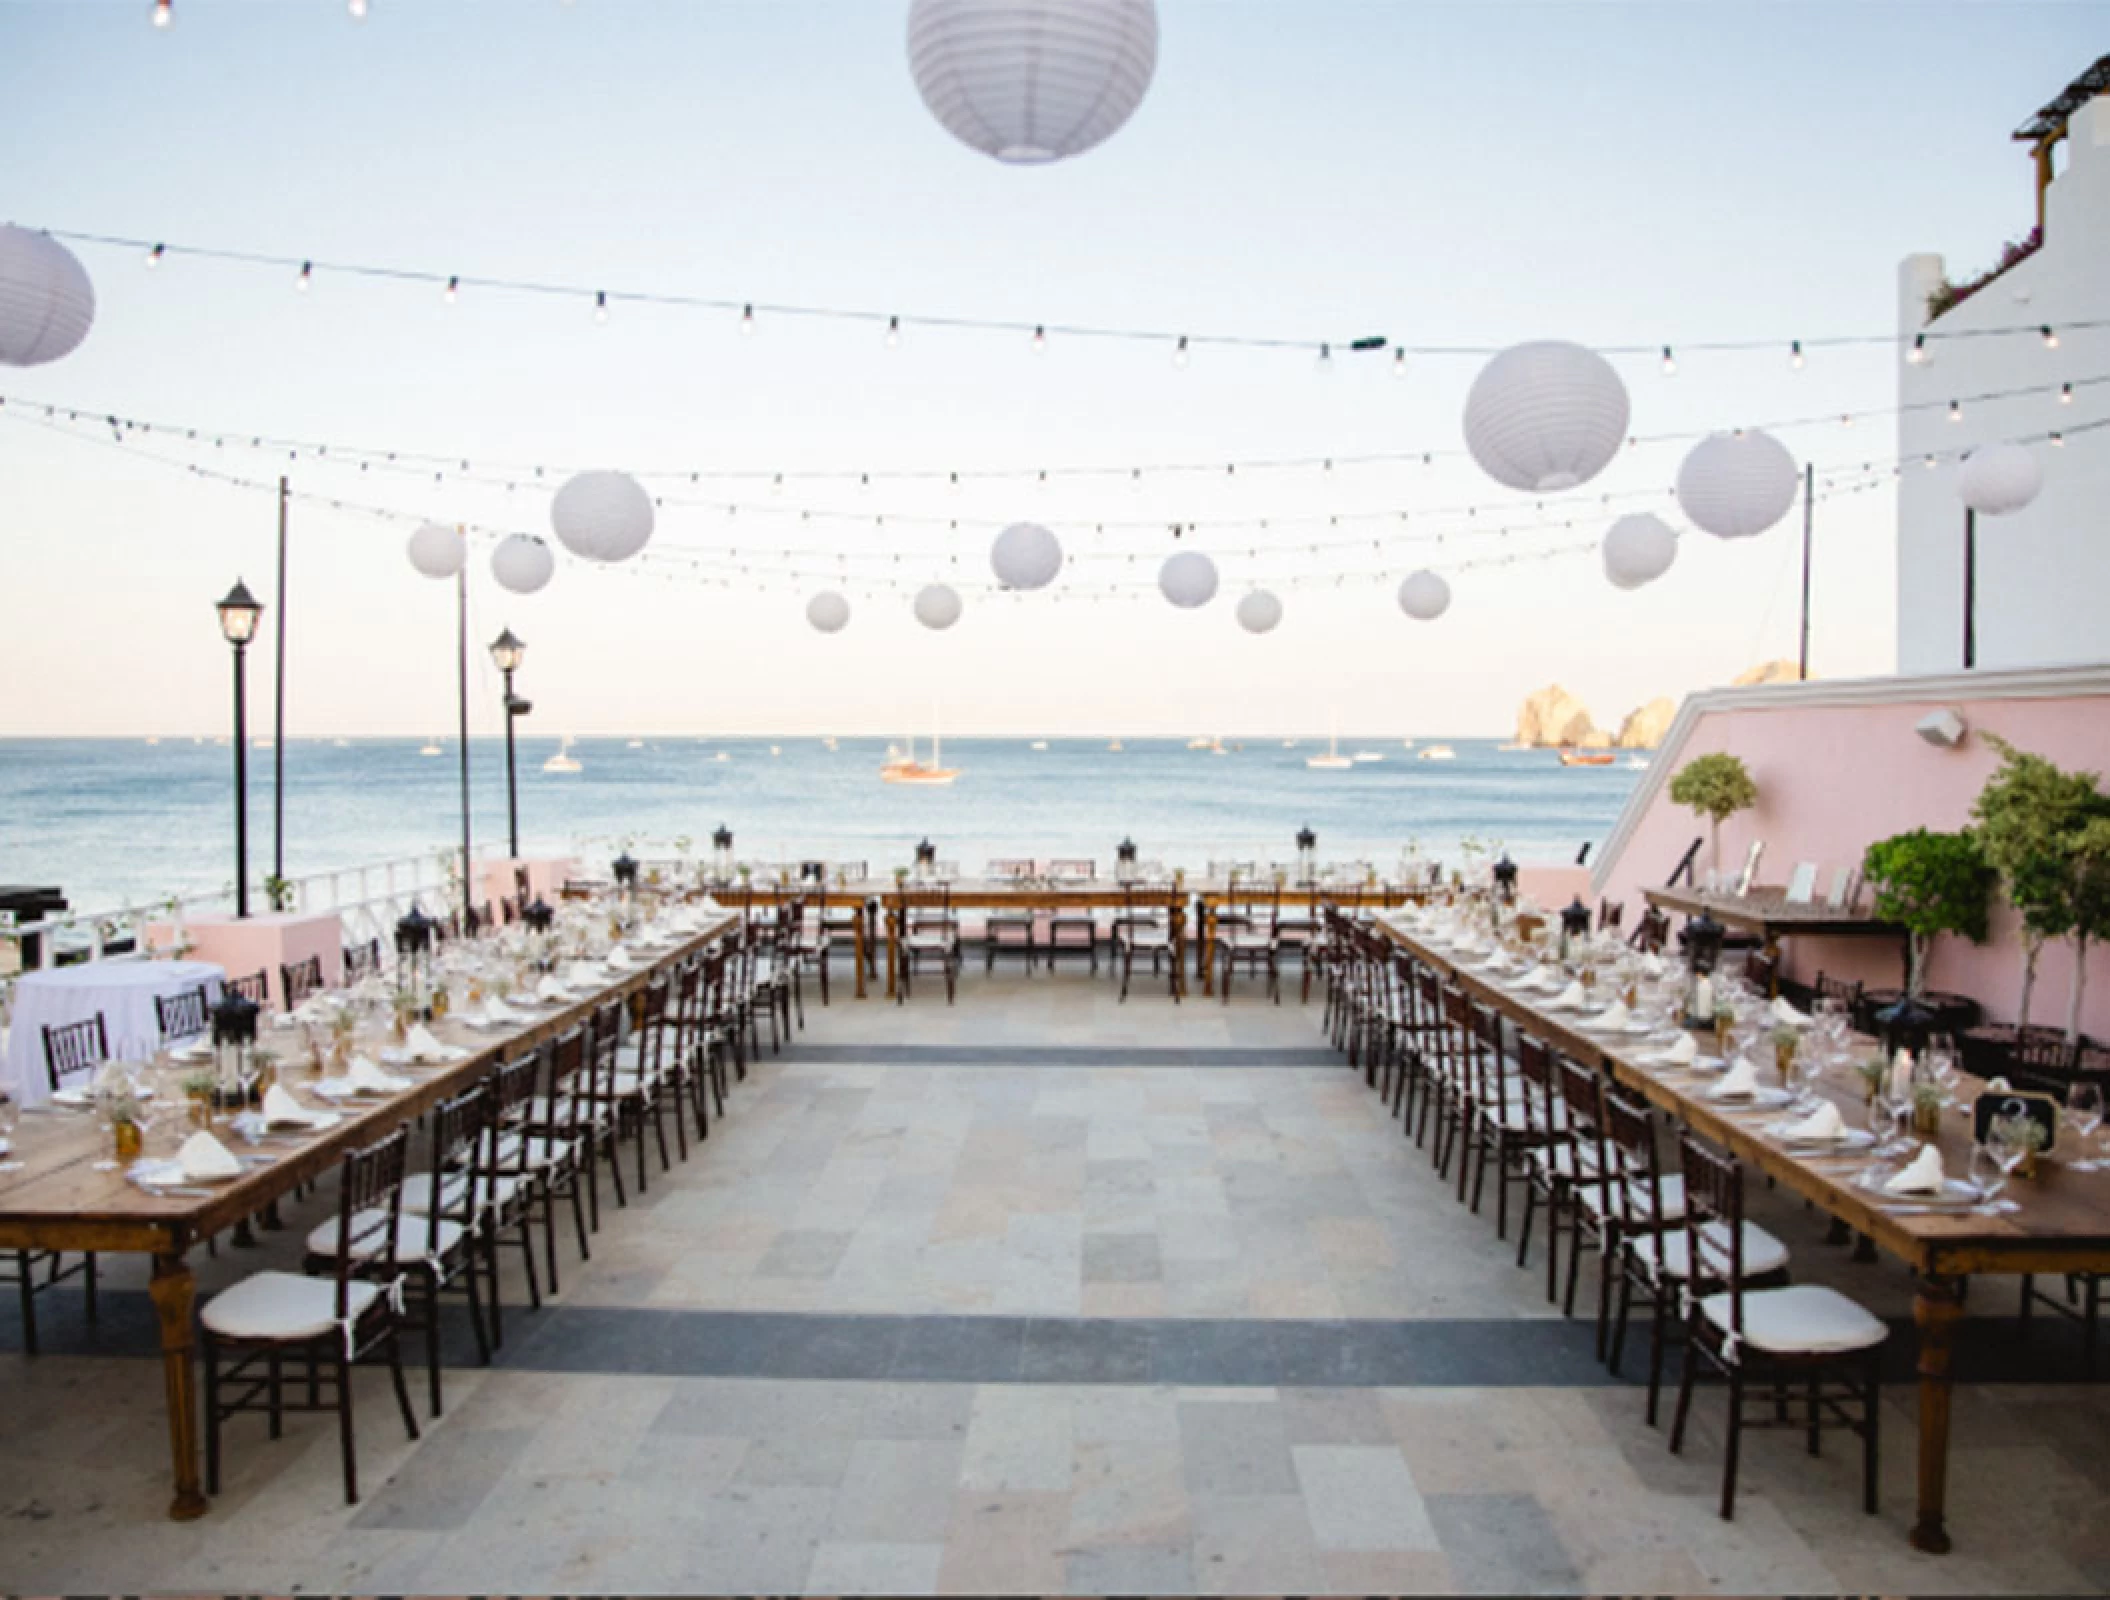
[1307, 713, 1354, 770]
[542, 736, 582, 774]
[418, 736, 442, 756]
[881, 710, 958, 785]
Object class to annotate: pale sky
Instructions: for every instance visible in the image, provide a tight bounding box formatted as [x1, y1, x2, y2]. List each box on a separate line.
[1, 0, 2102, 739]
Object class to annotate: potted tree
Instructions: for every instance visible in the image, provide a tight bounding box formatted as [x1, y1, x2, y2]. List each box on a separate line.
[2065, 814, 2110, 1051]
[1860, 827, 1995, 1049]
[1668, 752, 1757, 879]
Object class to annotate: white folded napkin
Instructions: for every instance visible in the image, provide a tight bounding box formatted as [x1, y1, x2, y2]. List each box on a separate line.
[169, 1040, 212, 1062]
[1512, 963, 1547, 989]
[1885, 1143, 1946, 1193]
[179, 1130, 243, 1181]
[1780, 1101, 1846, 1142]
[1481, 951, 1514, 973]
[536, 974, 571, 1002]
[1710, 1057, 1761, 1100]
[1592, 999, 1632, 1031]
[1641, 953, 1666, 979]
[348, 1055, 412, 1094]
[565, 960, 602, 989]
[1654, 1032, 1699, 1067]
[403, 1023, 449, 1063]
[605, 943, 632, 968]
[1550, 981, 1586, 1011]
[1535, 971, 1567, 994]
[480, 997, 525, 1026]
[1769, 996, 1812, 1028]
[698, 896, 725, 914]
[260, 1083, 313, 1128]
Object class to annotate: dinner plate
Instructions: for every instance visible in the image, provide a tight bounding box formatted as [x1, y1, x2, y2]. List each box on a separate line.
[128, 1157, 240, 1187]
[168, 1042, 213, 1063]
[52, 1086, 156, 1109]
[379, 1045, 464, 1066]
[1579, 1014, 1655, 1035]
[1763, 1122, 1876, 1151]
[1851, 1169, 1985, 1209]
[1705, 1085, 1795, 1110]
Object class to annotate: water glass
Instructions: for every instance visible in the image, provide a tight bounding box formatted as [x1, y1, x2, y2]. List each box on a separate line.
[2065, 1082, 2105, 1172]
[0, 1097, 21, 1172]
[1968, 1142, 2013, 1212]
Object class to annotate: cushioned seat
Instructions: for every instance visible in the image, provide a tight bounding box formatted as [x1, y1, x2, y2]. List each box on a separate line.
[306, 1211, 465, 1264]
[398, 1169, 521, 1217]
[1654, 1219, 1789, 1282]
[202, 1270, 379, 1342]
[1699, 1283, 1888, 1356]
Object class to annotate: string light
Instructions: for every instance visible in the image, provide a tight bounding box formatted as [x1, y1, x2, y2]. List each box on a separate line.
[144, 242, 165, 270]
[1032, 324, 1046, 352]
[739, 303, 755, 336]
[1660, 345, 1676, 376]
[296, 261, 313, 293]
[885, 314, 900, 348]
[1392, 348, 1407, 379]
[2051, 431, 2066, 447]
[348, 0, 368, 16]
[1316, 342, 1333, 371]
[1173, 335, 1188, 369]
[1948, 399, 1962, 422]
[1907, 333, 1930, 366]
[444, 275, 459, 305]
[593, 290, 608, 324]
[2042, 325, 2060, 350]
[2061, 382, 2074, 404]
[1789, 339, 1804, 370]
[151, 0, 171, 27]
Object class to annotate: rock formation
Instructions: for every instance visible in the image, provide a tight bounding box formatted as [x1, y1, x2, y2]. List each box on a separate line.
[1615, 697, 1676, 749]
[1733, 659, 1806, 687]
[1514, 684, 1609, 748]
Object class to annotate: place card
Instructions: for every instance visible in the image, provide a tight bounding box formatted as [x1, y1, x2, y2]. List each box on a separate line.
[1973, 1088, 2059, 1153]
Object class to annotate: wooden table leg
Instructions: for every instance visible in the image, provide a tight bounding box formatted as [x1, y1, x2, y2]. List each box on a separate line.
[885, 904, 900, 1001]
[1170, 900, 1187, 999]
[853, 911, 868, 1000]
[1199, 902, 1216, 997]
[149, 1251, 209, 1521]
[1909, 1271, 1965, 1554]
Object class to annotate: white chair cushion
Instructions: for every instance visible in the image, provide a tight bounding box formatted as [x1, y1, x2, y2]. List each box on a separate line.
[202, 1270, 379, 1342]
[1699, 1283, 1888, 1356]
[1651, 1219, 1790, 1282]
[400, 1169, 520, 1216]
[305, 1210, 465, 1263]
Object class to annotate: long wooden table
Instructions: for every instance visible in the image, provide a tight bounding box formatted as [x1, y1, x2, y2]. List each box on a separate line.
[1192, 882, 1426, 995]
[0, 912, 737, 1520]
[1645, 883, 1905, 964]
[879, 881, 1189, 1000]
[1374, 914, 2110, 1555]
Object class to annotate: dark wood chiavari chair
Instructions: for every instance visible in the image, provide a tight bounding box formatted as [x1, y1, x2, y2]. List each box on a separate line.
[280, 954, 326, 1011]
[155, 983, 212, 1044]
[41, 1014, 109, 1094]
[1114, 880, 1178, 1002]
[1044, 859, 1098, 971]
[983, 859, 1039, 973]
[900, 884, 962, 1004]
[1215, 887, 1282, 1004]
[227, 968, 269, 1005]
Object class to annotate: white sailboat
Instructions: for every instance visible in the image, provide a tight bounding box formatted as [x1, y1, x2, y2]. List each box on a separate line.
[881, 706, 958, 784]
[1307, 713, 1353, 770]
[542, 735, 582, 774]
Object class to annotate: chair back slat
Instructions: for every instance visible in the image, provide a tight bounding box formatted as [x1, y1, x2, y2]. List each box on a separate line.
[281, 954, 325, 1010]
[332, 1124, 411, 1326]
[1678, 1131, 1747, 1315]
[1602, 1081, 1669, 1272]
[228, 969, 269, 1005]
[155, 984, 211, 1044]
[42, 1014, 109, 1092]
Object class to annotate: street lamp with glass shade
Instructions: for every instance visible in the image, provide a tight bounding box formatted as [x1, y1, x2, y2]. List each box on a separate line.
[216, 580, 264, 917]
[488, 628, 530, 859]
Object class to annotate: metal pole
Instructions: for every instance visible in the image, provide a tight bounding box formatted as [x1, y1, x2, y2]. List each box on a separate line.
[233, 642, 250, 918]
[272, 476, 288, 885]
[457, 561, 473, 927]
[1796, 462, 1813, 681]
[1962, 507, 1977, 669]
[503, 665, 520, 858]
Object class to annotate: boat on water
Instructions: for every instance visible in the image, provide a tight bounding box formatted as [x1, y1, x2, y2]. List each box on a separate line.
[1352, 750, 1386, 764]
[332, 737, 350, 748]
[712, 750, 730, 763]
[1416, 744, 1457, 761]
[542, 736, 582, 774]
[254, 737, 274, 750]
[1496, 742, 1532, 752]
[1307, 714, 1354, 771]
[822, 736, 839, 752]
[1623, 754, 1652, 769]
[769, 745, 781, 756]
[626, 738, 645, 749]
[1029, 740, 1049, 751]
[1185, 735, 1219, 750]
[1107, 738, 1123, 752]
[881, 722, 958, 786]
[1400, 738, 1416, 750]
[418, 737, 442, 756]
[144, 735, 160, 746]
[1559, 748, 1616, 766]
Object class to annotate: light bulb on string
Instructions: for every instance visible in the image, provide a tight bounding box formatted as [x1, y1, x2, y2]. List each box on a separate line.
[885, 315, 900, 348]
[594, 290, 608, 323]
[1032, 324, 1046, 353]
[2041, 325, 2059, 350]
[2051, 431, 2066, 447]
[1173, 335, 1188, 368]
[145, 242, 165, 270]
[1789, 340, 1804, 370]
[740, 303, 755, 336]
[1948, 399, 1962, 422]
[1660, 345, 1676, 376]
[1316, 342, 1333, 372]
[1907, 333, 1930, 366]
[444, 275, 459, 305]
[152, 0, 171, 27]
[348, 0, 368, 17]
[2061, 382, 2074, 404]
[1392, 348, 1407, 378]
[296, 261, 313, 292]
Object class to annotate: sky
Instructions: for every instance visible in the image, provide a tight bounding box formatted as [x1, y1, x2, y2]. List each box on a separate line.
[0, 0, 2103, 740]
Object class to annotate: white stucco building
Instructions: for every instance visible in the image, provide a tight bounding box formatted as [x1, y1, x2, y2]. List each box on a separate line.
[1897, 65, 2110, 675]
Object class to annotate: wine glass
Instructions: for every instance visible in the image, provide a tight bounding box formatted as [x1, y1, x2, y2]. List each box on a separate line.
[1988, 1120, 2031, 1210]
[1968, 1141, 2012, 1213]
[0, 1096, 22, 1172]
[2064, 1082, 2105, 1172]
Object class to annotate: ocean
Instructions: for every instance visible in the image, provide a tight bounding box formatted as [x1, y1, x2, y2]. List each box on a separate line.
[0, 736, 1645, 916]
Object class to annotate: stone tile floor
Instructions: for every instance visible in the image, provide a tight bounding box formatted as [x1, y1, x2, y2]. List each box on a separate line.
[3, 966, 2107, 1593]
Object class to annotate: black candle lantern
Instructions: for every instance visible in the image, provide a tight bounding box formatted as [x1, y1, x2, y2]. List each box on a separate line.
[1492, 853, 1520, 904]
[395, 904, 436, 987]
[712, 824, 734, 881]
[1875, 992, 1938, 1059]
[1682, 907, 1725, 1023]
[1116, 836, 1138, 881]
[613, 851, 639, 890]
[522, 896, 555, 934]
[1296, 826, 1317, 886]
[1558, 895, 1592, 963]
[211, 986, 260, 1104]
[913, 837, 937, 880]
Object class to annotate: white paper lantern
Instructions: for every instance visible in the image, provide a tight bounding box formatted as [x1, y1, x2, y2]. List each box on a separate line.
[550, 470, 654, 563]
[1397, 569, 1450, 621]
[406, 521, 466, 580]
[1235, 589, 1283, 634]
[1600, 513, 1679, 591]
[1462, 340, 1630, 493]
[0, 225, 95, 368]
[1677, 430, 1798, 540]
[989, 521, 1064, 589]
[1158, 550, 1218, 609]
[807, 591, 851, 633]
[491, 533, 555, 595]
[907, 0, 1158, 164]
[1956, 444, 2043, 516]
[914, 582, 963, 630]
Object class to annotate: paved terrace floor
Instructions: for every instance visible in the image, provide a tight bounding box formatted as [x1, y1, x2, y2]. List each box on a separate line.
[4, 966, 2109, 1594]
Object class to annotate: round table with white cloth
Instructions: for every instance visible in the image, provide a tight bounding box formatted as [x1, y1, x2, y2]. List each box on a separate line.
[3, 958, 225, 1109]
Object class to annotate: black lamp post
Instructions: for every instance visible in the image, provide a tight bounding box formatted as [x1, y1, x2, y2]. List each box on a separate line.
[914, 837, 936, 879]
[712, 824, 734, 883]
[1296, 826, 1317, 887]
[216, 580, 264, 918]
[1492, 853, 1520, 904]
[489, 628, 529, 859]
[1116, 837, 1138, 881]
[522, 896, 555, 935]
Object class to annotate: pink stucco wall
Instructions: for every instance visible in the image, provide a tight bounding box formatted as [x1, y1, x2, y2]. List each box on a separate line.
[1593, 684, 2110, 1037]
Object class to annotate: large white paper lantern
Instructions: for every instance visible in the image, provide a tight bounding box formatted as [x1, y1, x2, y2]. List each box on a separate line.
[551, 469, 654, 563]
[1957, 444, 2043, 516]
[0, 225, 95, 367]
[914, 582, 963, 630]
[1677, 430, 1798, 540]
[907, 0, 1158, 164]
[406, 521, 466, 580]
[1158, 550, 1218, 609]
[807, 591, 851, 633]
[1601, 513, 1678, 590]
[491, 533, 555, 594]
[990, 521, 1064, 589]
[1397, 569, 1450, 621]
[1235, 590, 1283, 634]
[1462, 340, 1629, 493]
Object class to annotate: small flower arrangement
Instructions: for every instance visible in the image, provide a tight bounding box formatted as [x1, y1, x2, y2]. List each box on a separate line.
[1990, 1111, 2050, 1176]
[1855, 1054, 1888, 1103]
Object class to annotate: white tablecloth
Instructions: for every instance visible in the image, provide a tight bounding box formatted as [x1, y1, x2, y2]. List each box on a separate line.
[3, 959, 225, 1109]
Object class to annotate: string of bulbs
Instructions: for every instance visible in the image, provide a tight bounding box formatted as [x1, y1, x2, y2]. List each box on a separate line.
[42, 223, 2109, 375]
